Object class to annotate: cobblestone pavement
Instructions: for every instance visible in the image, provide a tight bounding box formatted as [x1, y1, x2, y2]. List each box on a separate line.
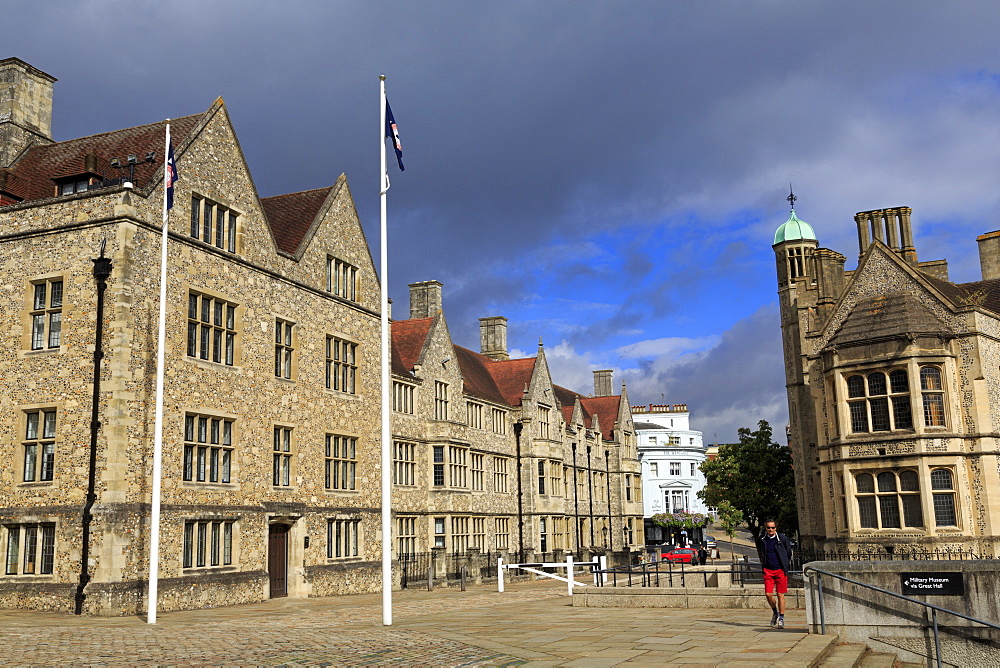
[0, 581, 830, 666]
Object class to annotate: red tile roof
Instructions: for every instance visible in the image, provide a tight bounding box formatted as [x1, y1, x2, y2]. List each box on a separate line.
[2, 115, 202, 203]
[391, 318, 434, 375]
[454, 345, 507, 404]
[485, 357, 537, 406]
[260, 186, 334, 256]
[581, 395, 623, 441]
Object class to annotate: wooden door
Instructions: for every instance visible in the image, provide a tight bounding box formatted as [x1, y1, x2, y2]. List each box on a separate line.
[268, 524, 288, 598]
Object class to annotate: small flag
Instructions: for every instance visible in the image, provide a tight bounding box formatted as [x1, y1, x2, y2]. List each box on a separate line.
[385, 101, 404, 171]
[165, 141, 180, 210]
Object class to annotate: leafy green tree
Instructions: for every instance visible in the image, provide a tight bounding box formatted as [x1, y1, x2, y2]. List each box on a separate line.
[714, 500, 744, 562]
[698, 420, 797, 541]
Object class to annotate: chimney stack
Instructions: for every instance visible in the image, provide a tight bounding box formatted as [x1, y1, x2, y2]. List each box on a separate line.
[0, 58, 56, 168]
[977, 231, 1000, 281]
[479, 316, 509, 360]
[593, 369, 613, 397]
[408, 280, 442, 319]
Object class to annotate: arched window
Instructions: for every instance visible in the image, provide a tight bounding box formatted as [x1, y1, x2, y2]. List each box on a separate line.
[854, 470, 922, 529]
[930, 468, 957, 526]
[920, 366, 945, 427]
[846, 369, 913, 433]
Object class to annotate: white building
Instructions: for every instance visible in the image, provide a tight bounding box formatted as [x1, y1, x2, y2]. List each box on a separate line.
[633, 403, 707, 545]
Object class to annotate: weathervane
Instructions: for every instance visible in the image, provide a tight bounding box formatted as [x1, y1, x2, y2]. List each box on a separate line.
[787, 184, 797, 209]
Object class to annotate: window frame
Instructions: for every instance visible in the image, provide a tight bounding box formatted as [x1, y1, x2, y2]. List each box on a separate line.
[4, 523, 55, 576]
[21, 408, 57, 483]
[326, 337, 358, 394]
[186, 291, 238, 366]
[434, 381, 449, 420]
[854, 469, 923, 530]
[392, 440, 416, 486]
[326, 256, 358, 302]
[327, 517, 361, 559]
[182, 519, 235, 570]
[190, 194, 239, 253]
[183, 414, 234, 484]
[392, 381, 415, 414]
[272, 426, 293, 487]
[325, 434, 358, 491]
[274, 318, 295, 380]
[493, 456, 509, 493]
[28, 278, 64, 351]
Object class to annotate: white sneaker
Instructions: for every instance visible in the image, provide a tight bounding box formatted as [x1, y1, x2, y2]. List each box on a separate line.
[770, 611, 779, 627]
[776, 616, 784, 629]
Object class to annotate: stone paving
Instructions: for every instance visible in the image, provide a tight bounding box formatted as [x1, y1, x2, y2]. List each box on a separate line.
[0, 580, 831, 666]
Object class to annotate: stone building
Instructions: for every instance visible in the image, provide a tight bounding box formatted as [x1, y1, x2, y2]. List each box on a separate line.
[632, 403, 707, 544]
[391, 281, 644, 560]
[775, 202, 1000, 555]
[0, 58, 643, 615]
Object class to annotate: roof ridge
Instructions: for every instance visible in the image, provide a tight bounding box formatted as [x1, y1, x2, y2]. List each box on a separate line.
[261, 185, 336, 201]
[47, 113, 203, 147]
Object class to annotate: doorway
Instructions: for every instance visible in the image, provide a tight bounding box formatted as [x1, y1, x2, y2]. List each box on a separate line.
[268, 524, 289, 598]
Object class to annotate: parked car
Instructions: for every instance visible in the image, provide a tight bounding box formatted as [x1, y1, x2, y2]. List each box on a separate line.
[661, 547, 699, 564]
[704, 535, 717, 549]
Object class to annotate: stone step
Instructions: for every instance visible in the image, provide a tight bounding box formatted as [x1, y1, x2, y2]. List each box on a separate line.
[810, 642, 868, 667]
[857, 650, 897, 668]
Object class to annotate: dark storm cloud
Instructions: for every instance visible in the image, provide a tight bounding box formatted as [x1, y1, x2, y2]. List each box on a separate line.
[5, 1, 1000, 441]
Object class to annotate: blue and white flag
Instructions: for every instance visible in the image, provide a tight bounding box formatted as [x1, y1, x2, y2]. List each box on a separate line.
[385, 101, 404, 171]
[165, 140, 180, 210]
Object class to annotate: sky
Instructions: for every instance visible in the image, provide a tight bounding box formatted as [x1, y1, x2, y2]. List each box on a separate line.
[5, 1, 1000, 444]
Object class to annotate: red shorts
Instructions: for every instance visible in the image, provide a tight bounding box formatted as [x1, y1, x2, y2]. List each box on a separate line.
[763, 568, 788, 594]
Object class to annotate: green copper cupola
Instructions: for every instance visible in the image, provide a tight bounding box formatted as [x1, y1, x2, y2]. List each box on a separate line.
[773, 209, 817, 245]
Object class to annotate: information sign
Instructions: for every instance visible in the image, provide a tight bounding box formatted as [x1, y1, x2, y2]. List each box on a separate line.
[900, 572, 964, 596]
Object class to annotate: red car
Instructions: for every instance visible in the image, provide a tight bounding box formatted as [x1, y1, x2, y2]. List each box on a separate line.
[661, 547, 699, 564]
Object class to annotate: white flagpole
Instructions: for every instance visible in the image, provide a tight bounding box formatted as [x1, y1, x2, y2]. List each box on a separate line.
[379, 75, 393, 626]
[147, 120, 170, 624]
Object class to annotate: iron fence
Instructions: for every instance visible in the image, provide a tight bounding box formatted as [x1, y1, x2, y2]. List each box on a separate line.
[791, 548, 988, 571]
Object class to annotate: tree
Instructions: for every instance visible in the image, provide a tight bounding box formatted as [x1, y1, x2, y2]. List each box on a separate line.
[698, 420, 797, 541]
[715, 500, 744, 562]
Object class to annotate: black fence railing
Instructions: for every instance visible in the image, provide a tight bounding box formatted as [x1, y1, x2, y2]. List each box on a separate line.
[792, 548, 988, 571]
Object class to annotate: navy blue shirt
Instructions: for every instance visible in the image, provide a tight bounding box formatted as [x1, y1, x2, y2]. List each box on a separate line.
[762, 534, 782, 570]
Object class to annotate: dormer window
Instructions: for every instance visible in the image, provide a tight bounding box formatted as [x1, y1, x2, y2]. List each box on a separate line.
[55, 177, 93, 196]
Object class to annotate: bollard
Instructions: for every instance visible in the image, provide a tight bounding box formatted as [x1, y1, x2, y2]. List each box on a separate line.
[498, 557, 505, 593]
[427, 566, 434, 591]
[567, 554, 574, 596]
[460, 565, 467, 591]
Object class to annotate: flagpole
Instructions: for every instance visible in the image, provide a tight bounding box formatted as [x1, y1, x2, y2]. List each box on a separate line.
[146, 120, 170, 624]
[379, 75, 393, 626]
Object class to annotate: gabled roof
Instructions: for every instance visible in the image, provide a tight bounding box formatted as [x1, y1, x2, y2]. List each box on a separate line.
[580, 395, 623, 441]
[927, 275, 1000, 317]
[454, 345, 506, 404]
[391, 317, 433, 376]
[261, 186, 334, 256]
[486, 357, 537, 406]
[2, 114, 202, 203]
[829, 291, 954, 347]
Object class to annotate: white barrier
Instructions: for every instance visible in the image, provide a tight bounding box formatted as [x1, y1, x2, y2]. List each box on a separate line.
[498, 555, 607, 595]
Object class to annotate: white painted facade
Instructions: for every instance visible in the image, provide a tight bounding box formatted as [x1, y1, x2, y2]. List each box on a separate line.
[633, 404, 707, 518]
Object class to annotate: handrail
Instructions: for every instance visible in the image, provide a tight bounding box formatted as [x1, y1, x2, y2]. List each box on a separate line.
[803, 564, 1000, 668]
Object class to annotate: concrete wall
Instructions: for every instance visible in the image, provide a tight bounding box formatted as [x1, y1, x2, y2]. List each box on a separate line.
[804, 560, 1000, 666]
[573, 586, 805, 609]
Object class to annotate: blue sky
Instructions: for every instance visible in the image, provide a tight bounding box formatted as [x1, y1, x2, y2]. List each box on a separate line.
[5, 1, 1000, 443]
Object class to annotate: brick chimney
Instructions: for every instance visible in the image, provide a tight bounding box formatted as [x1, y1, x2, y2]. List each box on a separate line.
[408, 280, 442, 319]
[978, 231, 1000, 281]
[593, 370, 613, 397]
[0, 58, 56, 168]
[479, 316, 509, 360]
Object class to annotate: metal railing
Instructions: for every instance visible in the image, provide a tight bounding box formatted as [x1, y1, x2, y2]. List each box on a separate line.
[590, 558, 804, 589]
[804, 565, 1000, 668]
[792, 548, 986, 570]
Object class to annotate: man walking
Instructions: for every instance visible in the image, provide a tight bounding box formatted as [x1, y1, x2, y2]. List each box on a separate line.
[755, 519, 792, 628]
